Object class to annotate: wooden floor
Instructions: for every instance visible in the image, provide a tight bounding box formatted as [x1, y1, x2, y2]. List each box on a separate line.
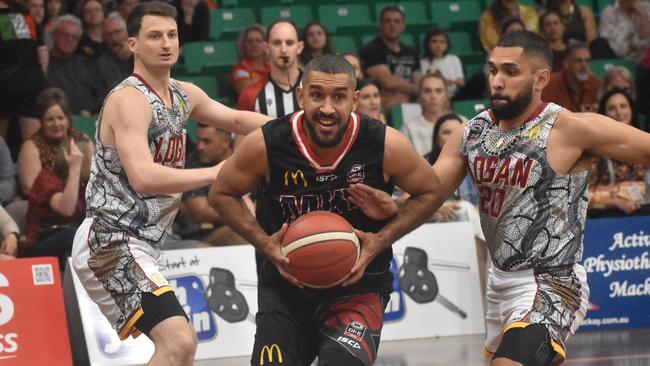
[199, 328, 650, 366]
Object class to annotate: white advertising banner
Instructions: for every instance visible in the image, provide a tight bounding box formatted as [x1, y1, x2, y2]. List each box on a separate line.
[67, 222, 484, 364]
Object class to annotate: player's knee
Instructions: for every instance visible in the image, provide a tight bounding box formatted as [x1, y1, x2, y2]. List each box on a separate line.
[162, 327, 197, 362]
[318, 347, 366, 366]
[493, 324, 556, 366]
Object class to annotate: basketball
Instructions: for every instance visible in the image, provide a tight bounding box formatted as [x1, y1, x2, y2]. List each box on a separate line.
[281, 211, 360, 288]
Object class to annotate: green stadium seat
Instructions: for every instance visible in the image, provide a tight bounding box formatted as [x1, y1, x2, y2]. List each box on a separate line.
[453, 98, 489, 118]
[390, 103, 404, 130]
[331, 36, 358, 54]
[591, 58, 636, 79]
[373, 2, 428, 24]
[575, 0, 594, 8]
[183, 41, 238, 74]
[464, 62, 485, 78]
[448, 31, 477, 54]
[73, 115, 98, 141]
[209, 7, 256, 40]
[595, 0, 615, 12]
[430, 1, 482, 30]
[318, 4, 372, 33]
[260, 5, 313, 28]
[176, 75, 219, 100]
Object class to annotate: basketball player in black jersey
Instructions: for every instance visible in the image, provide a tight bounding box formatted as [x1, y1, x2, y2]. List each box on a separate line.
[347, 31, 650, 366]
[209, 54, 443, 366]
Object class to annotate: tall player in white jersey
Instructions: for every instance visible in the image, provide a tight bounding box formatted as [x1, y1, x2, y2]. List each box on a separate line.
[70, 2, 268, 365]
[349, 31, 650, 366]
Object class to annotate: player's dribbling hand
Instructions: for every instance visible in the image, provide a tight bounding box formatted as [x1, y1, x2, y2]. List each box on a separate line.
[264, 224, 304, 288]
[341, 229, 388, 287]
[348, 183, 398, 220]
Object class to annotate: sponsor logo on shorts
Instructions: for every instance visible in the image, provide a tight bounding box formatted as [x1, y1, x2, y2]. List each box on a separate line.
[260, 343, 283, 364]
[284, 170, 308, 187]
[344, 321, 366, 340]
[337, 336, 361, 349]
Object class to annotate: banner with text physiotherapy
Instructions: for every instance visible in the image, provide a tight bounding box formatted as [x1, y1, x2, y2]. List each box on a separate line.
[581, 215, 650, 330]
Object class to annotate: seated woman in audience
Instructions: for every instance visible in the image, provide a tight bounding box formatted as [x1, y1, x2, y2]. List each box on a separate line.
[540, 10, 567, 72]
[17, 88, 92, 195]
[299, 21, 333, 67]
[501, 17, 526, 34]
[356, 79, 387, 124]
[44, 0, 66, 46]
[589, 88, 646, 214]
[20, 136, 91, 270]
[342, 53, 364, 80]
[544, 0, 596, 43]
[603, 66, 635, 98]
[419, 27, 464, 99]
[0, 205, 20, 260]
[229, 24, 269, 95]
[480, 0, 539, 52]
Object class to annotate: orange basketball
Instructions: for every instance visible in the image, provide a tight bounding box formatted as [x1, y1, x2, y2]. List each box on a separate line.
[281, 211, 360, 288]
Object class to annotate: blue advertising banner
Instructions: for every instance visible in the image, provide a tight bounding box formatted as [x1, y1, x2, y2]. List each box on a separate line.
[581, 215, 650, 330]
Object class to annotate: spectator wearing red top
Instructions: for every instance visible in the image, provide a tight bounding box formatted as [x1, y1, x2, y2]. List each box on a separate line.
[230, 24, 269, 95]
[542, 42, 601, 112]
[21, 135, 92, 270]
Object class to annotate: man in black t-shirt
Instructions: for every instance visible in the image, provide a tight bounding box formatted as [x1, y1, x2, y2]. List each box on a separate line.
[359, 5, 421, 110]
[209, 54, 442, 366]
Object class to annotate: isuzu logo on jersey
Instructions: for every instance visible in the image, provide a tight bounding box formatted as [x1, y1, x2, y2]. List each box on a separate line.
[315, 173, 338, 183]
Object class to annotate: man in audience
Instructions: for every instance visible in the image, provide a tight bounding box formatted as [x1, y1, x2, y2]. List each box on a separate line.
[599, 0, 650, 63]
[48, 15, 104, 115]
[116, 0, 138, 23]
[181, 124, 246, 245]
[237, 19, 303, 119]
[542, 42, 601, 112]
[359, 5, 420, 109]
[97, 12, 132, 92]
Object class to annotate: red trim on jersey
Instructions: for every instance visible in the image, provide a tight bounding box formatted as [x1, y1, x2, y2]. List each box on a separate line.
[237, 75, 268, 111]
[131, 73, 173, 107]
[290, 111, 360, 173]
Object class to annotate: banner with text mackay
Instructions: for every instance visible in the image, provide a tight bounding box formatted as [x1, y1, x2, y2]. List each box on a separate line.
[581, 215, 650, 330]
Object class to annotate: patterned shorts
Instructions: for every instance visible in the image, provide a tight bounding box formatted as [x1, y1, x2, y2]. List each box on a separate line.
[71, 218, 172, 339]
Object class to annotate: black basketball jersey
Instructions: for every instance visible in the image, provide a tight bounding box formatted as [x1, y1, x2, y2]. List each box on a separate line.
[256, 110, 395, 278]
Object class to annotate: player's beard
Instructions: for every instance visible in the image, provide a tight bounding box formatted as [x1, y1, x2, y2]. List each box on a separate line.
[304, 112, 349, 148]
[490, 81, 534, 121]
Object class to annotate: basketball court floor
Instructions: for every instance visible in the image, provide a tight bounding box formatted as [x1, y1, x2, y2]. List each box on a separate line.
[200, 328, 650, 366]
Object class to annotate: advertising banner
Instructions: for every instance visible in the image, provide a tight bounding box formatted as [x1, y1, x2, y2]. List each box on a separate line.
[0, 257, 73, 366]
[581, 215, 650, 330]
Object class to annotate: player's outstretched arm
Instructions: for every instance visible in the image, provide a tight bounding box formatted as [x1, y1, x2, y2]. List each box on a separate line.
[207, 130, 302, 287]
[107, 88, 219, 194]
[180, 81, 269, 135]
[568, 112, 650, 165]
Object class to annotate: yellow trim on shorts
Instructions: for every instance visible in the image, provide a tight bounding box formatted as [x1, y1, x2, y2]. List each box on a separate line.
[117, 285, 174, 340]
[501, 321, 567, 360]
[483, 346, 494, 358]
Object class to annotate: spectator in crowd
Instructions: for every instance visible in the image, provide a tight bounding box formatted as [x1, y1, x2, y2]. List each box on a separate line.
[355, 79, 387, 124]
[636, 48, 650, 124]
[230, 24, 269, 95]
[602, 65, 635, 98]
[540, 10, 567, 72]
[299, 21, 333, 67]
[401, 71, 452, 156]
[44, 0, 66, 42]
[542, 42, 601, 112]
[27, 0, 48, 46]
[173, 0, 209, 46]
[181, 124, 247, 245]
[0, 137, 16, 205]
[544, 0, 597, 43]
[77, 0, 105, 59]
[342, 53, 364, 79]
[501, 17, 526, 34]
[96, 12, 132, 91]
[359, 5, 420, 109]
[48, 15, 104, 115]
[589, 88, 646, 214]
[237, 19, 303, 119]
[419, 27, 464, 99]
[116, 0, 137, 21]
[480, 0, 539, 52]
[0, 0, 48, 140]
[0, 205, 20, 259]
[21, 136, 91, 270]
[599, 0, 650, 63]
[18, 88, 92, 195]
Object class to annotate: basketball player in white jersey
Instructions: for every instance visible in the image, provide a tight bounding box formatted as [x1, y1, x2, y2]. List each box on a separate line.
[70, 3, 268, 365]
[348, 31, 650, 365]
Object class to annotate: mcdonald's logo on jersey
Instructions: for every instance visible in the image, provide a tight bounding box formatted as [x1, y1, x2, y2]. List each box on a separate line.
[260, 344, 283, 365]
[284, 170, 308, 187]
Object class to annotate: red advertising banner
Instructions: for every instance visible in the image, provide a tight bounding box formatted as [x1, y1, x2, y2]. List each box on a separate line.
[0, 257, 72, 365]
